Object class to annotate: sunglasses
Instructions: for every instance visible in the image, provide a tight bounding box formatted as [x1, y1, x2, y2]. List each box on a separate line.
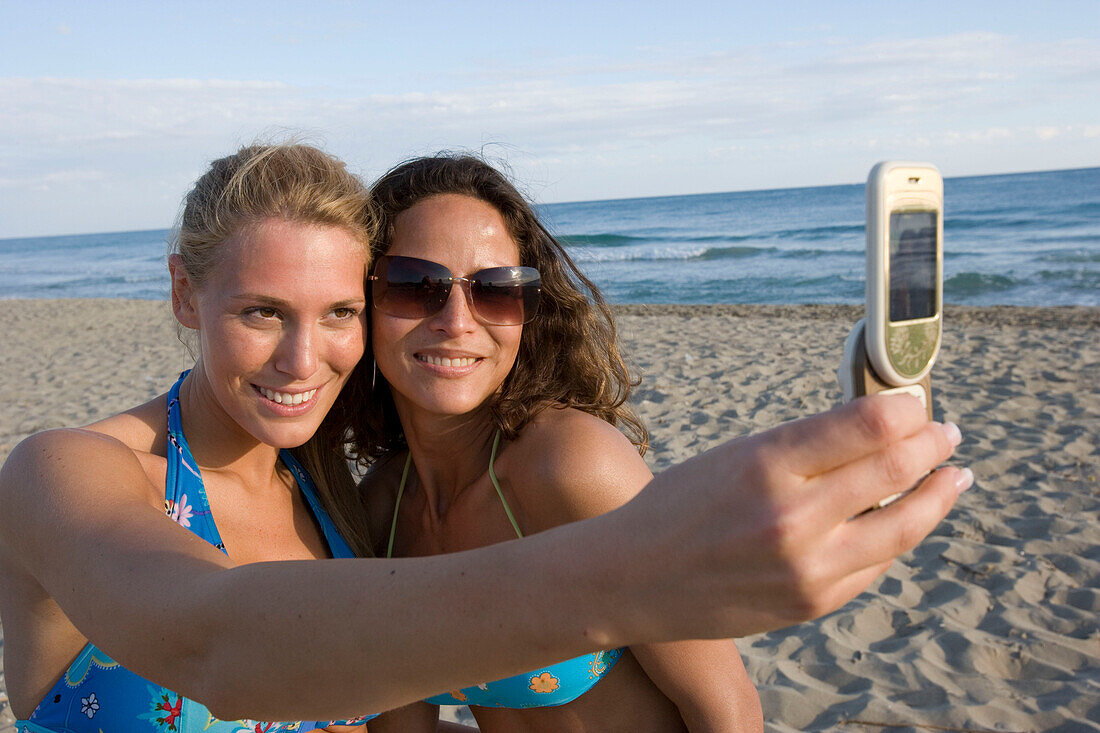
[368, 255, 541, 326]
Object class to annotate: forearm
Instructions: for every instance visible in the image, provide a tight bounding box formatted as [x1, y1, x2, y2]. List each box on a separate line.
[193, 514, 635, 721]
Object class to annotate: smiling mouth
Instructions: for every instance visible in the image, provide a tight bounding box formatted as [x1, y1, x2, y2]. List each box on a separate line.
[254, 385, 318, 406]
[416, 354, 481, 367]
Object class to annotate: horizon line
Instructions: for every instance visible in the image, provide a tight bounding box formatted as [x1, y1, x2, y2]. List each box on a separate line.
[3, 163, 1097, 242]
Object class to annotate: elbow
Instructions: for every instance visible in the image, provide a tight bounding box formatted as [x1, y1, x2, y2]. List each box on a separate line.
[202, 695, 256, 727]
[186, 645, 275, 723]
[169, 577, 266, 721]
[676, 681, 763, 733]
[680, 701, 763, 733]
[171, 582, 337, 722]
[194, 685, 240, 724]
[170, 625, 246, 720]
[739, 686, 764, 733]
[719, 686, 763, 733]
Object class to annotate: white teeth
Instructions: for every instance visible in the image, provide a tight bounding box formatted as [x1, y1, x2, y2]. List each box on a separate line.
[418, 354, 478, 367]
[258, 386, 317, 406]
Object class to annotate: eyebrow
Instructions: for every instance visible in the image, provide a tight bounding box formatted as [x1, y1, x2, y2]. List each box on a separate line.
[228, 294, 366, 309]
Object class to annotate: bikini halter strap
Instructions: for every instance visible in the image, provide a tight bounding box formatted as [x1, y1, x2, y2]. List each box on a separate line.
[385, 430, 523, 559]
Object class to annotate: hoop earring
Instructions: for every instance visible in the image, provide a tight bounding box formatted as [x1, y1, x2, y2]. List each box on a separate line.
[371, 359, 377, 391]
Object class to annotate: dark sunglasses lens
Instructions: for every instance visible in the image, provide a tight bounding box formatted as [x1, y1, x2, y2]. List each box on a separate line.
[470, 267, 541, 325]
[374, 256, 451, 318]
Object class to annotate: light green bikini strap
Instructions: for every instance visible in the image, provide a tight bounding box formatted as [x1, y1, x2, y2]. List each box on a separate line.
[489, 430, 524, 540]
[386, 431, 522, 559]
[385, 452, 413, 559]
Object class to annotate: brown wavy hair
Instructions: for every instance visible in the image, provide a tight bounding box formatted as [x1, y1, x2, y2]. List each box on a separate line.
[170, 142, 376, 557]
[348, 154, 647, 462]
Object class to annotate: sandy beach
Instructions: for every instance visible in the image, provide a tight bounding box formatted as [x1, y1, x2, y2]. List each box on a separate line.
[0, 299, 1097, 732]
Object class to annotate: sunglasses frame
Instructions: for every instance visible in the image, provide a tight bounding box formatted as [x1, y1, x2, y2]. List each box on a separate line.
[368, 254, 542, 326]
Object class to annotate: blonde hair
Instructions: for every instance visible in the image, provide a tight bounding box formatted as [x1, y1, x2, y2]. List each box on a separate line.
[171, 143, 376, 556]
[171, 143, 374, 283]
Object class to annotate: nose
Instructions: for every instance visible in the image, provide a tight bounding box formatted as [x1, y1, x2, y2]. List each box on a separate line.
[428, 280, 478, 335]
[273, 322, 319, 380]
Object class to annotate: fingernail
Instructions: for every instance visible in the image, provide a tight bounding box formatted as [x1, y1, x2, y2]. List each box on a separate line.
[941, 421, 962, 447]
[955, 467, 974, 493]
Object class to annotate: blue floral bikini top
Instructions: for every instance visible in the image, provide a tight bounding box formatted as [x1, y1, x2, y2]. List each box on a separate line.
[385, 432, 624, 709]
[17, 372, 376, 733]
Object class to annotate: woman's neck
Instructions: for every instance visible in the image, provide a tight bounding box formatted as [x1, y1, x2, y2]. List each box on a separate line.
[177, 366, 283, 490]
[395, 402, 498, 520]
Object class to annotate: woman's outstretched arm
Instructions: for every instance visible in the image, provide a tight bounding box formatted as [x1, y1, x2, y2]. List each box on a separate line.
[0, 393, 964, 722]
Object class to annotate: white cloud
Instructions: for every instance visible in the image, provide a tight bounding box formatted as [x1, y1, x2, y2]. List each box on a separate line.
[1, 31, 1099, 235]
[4, 32, 1098, 154]
[0, 78, 298, 147]
[0, 168, 106, 190]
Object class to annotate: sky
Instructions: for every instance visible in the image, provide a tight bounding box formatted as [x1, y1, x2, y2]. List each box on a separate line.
[1, 0, 1098, 238]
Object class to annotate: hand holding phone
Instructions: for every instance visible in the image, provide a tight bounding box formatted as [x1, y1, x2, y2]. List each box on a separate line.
[838, 161, 943, 507]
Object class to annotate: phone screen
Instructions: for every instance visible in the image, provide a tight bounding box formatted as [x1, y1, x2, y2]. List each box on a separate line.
[888, 210, 937, 322]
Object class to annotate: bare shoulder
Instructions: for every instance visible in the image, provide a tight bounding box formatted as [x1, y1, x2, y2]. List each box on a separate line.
[505, 408, 653, 527]
[2, 424, 158, 497]
[0, 427, 161, 550]
[518, 407, 641, 460]
[84, 393, 167, 453]
[1, 391, 167, 508]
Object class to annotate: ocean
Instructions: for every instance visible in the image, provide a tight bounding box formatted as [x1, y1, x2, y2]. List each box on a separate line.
[1, 167, 1097, 307]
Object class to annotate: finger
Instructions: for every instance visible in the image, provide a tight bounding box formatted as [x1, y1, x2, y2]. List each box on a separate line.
[765, 393, 932, 478]
[810, 419, 962, 522]
[834, 464, 971, 568]
[821, 560, 894, 618]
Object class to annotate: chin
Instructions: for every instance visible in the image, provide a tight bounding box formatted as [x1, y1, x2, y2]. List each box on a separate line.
[396, 382, 498, 421]
[246, 417, 325, 450]
[261, 431, 317, 451]
[433, 399, 493, 418]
